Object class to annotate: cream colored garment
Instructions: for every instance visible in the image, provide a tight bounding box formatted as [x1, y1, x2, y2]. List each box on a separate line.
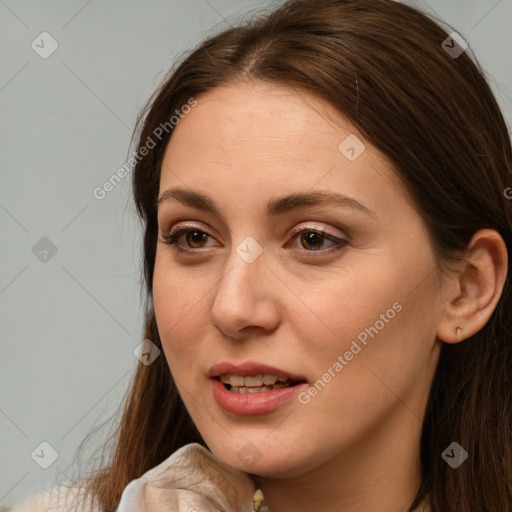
[8, 443, 263, 512]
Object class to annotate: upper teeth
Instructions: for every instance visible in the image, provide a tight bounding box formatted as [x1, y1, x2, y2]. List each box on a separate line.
[219, 374, 291, 387]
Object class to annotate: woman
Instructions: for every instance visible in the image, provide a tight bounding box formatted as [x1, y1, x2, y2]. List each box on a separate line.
[11, 0, 512, 511]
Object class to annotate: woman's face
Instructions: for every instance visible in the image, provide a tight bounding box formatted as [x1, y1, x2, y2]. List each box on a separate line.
[153, 81, 444, 479]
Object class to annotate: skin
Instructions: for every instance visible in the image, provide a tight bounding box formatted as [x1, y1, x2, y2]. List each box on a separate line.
[152, 81, 507, 512]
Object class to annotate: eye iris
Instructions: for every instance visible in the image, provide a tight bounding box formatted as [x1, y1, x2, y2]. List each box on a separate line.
[186, 230, 207, 248]
[300, 231, 323, 250]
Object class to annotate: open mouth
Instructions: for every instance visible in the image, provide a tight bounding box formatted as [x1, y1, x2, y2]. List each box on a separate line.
[210, 369, 309, 414]
[216, 376, 306, 394]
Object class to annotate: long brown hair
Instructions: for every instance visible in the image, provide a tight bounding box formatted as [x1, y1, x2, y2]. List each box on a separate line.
[66, 1, 512, 510]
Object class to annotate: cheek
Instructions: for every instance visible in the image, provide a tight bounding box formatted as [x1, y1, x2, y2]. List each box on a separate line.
[291, 255, 436, 402]
[152, 257, 208, 371]
[289, 263, 403, 355]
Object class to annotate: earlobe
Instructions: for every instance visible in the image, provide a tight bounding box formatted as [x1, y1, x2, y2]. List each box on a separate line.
[436, 229, 508, 344]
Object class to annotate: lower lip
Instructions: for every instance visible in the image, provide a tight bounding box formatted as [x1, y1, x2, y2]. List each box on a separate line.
[211, 378, 307, 415]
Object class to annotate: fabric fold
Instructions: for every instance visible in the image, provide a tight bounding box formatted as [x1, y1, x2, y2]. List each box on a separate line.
[115, 442, 258, 512]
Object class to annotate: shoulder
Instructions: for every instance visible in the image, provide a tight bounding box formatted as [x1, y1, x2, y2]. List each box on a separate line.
[7, 484, 99, 512]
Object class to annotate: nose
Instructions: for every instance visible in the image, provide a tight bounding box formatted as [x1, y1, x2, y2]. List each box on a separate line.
[209, 242, 280, 341]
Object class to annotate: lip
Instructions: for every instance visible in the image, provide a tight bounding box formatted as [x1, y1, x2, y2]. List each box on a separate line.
[208, 361, 307, 381]
[208, 361, 308, 416]
[211, 378, 307, 415]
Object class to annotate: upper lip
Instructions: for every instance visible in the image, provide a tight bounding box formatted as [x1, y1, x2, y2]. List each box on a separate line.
[208, 361, 307, 382]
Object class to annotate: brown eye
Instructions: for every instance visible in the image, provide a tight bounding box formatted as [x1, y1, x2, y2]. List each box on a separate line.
[160, 226, 214, 252]
[299, 231, 325, 250]
[289, 227, 348, 253]
[184, 230, 208, 248]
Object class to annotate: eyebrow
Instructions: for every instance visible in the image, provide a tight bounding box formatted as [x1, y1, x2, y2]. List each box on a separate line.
[156, 187, 376, 219]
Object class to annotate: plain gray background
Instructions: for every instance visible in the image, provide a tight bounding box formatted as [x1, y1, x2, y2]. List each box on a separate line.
[1, 0, 511, 508]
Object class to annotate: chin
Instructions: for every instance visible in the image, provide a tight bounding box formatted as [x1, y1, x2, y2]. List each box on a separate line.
[217, 446, 313, 480]
[249, 460, 313, 480]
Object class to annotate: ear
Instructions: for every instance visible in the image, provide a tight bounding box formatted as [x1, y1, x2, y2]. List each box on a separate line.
[437, 229, 508, 344]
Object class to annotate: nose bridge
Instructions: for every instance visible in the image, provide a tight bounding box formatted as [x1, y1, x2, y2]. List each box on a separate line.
[217, 234, 266, 302]
[209, 234, 279, 337]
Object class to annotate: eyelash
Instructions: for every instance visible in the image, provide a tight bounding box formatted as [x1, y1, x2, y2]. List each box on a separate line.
[159, 223, 349, 256]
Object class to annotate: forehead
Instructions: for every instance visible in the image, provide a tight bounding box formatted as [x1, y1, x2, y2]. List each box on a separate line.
[168, 82, 353, 154]
[158, 82, 409, 220]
